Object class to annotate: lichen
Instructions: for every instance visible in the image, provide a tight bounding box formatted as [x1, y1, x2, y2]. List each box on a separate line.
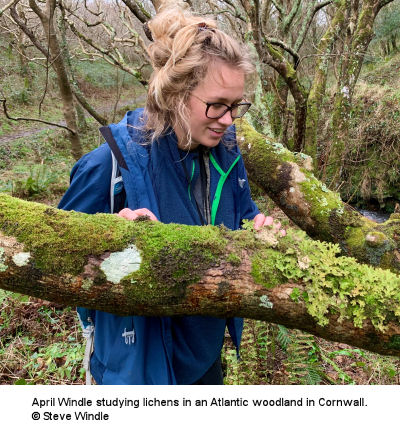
[259, 295, 273, 308]
[0, 194, 137, 275]
[365, 231, 388, 247]
[0, 194, 227, 293]
[0, 247, 7, 272]
[119, 222, 229, 304]
[299, 175, 344, 229]
[81, 278, 93, 291]
[12, 252, 31, 267]
[100, 245, 142, 283]
[345, 224, 395, 268]
[250, 228, 400, 332]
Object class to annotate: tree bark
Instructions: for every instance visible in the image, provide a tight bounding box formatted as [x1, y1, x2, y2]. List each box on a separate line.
[303, 0, 346, 163]
[1, 180, 400, 358]
[328, 0, 395, 183]
[27, 0, 83, 160]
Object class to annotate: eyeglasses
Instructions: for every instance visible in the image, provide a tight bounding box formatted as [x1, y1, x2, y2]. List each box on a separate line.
[191, 94, 251, 119]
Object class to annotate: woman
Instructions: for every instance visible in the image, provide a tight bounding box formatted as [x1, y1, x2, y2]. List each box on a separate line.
[59, 7, 277, 385]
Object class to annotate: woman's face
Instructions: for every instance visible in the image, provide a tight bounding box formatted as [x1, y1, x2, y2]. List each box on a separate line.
[176, 60, 245, 150]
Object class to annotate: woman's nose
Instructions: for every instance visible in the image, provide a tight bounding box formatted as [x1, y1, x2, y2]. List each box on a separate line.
[217, 110, 234, 126]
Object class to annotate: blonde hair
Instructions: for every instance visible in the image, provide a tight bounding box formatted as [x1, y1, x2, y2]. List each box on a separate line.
[144, 7, 254, 146]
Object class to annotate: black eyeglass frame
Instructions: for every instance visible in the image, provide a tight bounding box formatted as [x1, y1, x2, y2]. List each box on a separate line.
[191, 94, 252, 119]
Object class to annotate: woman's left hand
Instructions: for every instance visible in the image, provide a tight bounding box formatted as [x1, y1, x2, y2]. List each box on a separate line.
[253, 213, 286, 236]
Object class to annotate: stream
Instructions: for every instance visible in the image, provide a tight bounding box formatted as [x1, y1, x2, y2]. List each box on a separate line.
[358, 209, 390, 223]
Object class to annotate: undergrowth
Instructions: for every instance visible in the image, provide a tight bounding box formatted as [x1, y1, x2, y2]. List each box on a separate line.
[222, 320, 400, 385]
[317, 53, 400, 211]
[0, 291, 84, 385]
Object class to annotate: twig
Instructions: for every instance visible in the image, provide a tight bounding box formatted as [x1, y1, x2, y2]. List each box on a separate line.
[0, 0, 19, 17]
[0, 98, 76, 134]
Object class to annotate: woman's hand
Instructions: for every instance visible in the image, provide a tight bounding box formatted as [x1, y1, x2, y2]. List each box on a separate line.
[253, 213, 286, 236]
[117, 208, 159, 221]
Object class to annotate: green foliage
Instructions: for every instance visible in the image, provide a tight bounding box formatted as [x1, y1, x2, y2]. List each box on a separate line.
[223, 320, 400, 385]
[25, 340, 85, 383]
[12, 164, 54, 198]
[74, 58, 141, 91]
[319, 54, 400, 208]
[282, 331, 324, 385]
[372, 2, 400, 51]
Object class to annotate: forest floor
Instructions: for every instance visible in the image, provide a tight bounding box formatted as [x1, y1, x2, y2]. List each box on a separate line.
[1, 57, 400, 385]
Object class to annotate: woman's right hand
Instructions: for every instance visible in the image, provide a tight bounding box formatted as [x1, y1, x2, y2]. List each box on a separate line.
[117, 208, 159, 222]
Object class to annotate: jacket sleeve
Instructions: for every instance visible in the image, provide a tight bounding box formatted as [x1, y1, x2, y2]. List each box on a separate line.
[58, 144, 113, 329]
[58, 144, 112, 214]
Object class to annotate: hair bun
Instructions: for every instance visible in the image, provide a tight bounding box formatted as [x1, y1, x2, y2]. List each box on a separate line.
[147, 8, 216, 69]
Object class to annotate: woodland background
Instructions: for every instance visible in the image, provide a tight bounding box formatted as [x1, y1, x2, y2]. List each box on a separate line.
[0, 0, 400, 384]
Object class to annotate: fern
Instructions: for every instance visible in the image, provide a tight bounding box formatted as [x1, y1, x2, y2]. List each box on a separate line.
[283, 330, 323, 385]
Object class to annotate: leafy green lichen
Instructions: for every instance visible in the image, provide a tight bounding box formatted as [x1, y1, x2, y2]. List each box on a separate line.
[250, 229, 400, 332]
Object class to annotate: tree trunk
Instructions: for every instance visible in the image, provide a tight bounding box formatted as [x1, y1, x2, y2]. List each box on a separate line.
[303, 0, 346, 164]
[261, 43, 308, 153]
[29, 0, 83, 160]
[327, 0, 394, 183]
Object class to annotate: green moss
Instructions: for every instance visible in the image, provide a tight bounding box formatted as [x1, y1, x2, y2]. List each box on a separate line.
[0, 194, 137, 275]
[346, 227, 366, 250]
[117, 222, 228, 304]
[227, 253, 241, 266]
[365, 231, 389, 247]
[344, 222, 395, 268]
[251, 248, 288, 288]
[298, 176, 345, 240]
[0, 194, 227, 289]
[237, 120, 294, 163]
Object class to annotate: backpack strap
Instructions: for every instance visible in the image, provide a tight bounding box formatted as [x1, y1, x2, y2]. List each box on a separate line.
[100, 126, 127, 214]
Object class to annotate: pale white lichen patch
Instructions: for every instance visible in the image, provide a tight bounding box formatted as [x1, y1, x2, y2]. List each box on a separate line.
[255, 229, 278, 247]
[0, 247, 8, 272]
[294, 152, 313, 171]
[12, 252, 31, 267]
[259, 295, 273, 309]
[298, 255, 311, 270]
[81, 278, 93, 291]
[366, 234, 377, 244]
[100, 245, 142, 283]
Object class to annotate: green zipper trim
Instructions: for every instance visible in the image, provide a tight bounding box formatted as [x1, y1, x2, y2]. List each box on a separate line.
[188, 160, 195, 201]
[209, 153, 241, 226]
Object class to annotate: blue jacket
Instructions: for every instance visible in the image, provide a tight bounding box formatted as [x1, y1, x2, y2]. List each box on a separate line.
[59, 109, 259, 384]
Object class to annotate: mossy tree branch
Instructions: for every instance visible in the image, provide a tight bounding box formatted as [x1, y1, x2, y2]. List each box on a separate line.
[1, 194, 400, 357]
[236, 120, 400, 273]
